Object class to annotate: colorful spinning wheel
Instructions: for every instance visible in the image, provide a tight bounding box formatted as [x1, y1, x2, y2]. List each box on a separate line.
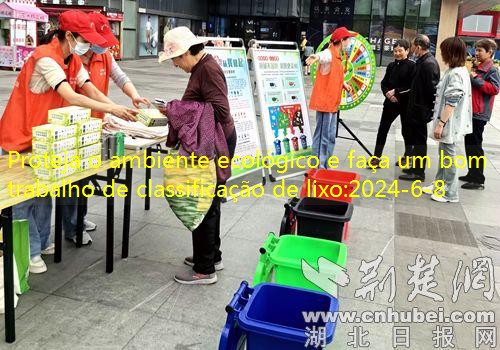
[310, 32, 376, 110]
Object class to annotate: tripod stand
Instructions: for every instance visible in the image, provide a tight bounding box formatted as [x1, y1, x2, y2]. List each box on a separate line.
[335, 111, 373, 157]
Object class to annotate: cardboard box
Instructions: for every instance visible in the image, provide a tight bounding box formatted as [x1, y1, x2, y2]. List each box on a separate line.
[77, 132, 101, 148]
[79, 156, 101, 171]
[77, 118, 103, 135]
[32, 124, 77, 142]
[78, 143, 102, 159]
[137, 109, 168, 127]
[34, 164, 78, 181]
[32, 137, 77, 155]
[48, 106, 91, 126]
[30, 149, 78, 169]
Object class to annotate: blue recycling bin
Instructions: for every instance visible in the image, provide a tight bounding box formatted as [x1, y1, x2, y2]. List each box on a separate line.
[219, 281, 339, 350]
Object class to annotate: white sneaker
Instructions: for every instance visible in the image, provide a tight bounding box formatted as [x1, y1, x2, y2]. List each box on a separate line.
[84, 219, 97, 232]
[431, 194, 459, 203]
[422, 184, 434, 195]
[29, 255, 47, 274]
[72, 231, 93, 245]
[41, 243, 55, 255]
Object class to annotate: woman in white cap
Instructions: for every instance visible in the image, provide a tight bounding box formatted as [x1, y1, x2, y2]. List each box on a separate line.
[159, 26, 236, 285]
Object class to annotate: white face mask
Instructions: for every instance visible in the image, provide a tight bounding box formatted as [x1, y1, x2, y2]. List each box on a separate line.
[69, 34, 90, 56]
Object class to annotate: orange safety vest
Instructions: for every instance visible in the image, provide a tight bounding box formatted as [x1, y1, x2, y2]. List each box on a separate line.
[81, 51, 113, 119]
[0, 38, 82, 152]
[309, 45, 344, 113]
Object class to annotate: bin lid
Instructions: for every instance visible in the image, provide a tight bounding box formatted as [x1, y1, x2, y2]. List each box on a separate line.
[238, 283, 337, 344]
[292, 197, 354, 222]
[305, 168, 360, 184]
[269, 234, 348, 271]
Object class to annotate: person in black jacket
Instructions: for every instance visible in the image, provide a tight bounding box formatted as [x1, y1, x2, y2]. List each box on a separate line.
[399, 35, 440, 181]
[371, 39, 415, 168]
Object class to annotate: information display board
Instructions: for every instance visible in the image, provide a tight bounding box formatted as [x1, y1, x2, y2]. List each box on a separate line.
[204, 45, 263, 178]
[252, 48, 313, 162]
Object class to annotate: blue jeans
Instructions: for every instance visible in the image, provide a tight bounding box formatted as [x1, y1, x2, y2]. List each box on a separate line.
[1, 148, 53, 258]
[12, 198, 52, 258]
[60, 192, 88, 240]
[435, 142, 459, 201]
[312, 111, 337, 169]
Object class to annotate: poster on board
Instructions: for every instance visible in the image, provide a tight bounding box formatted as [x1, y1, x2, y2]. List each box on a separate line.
[139, 14, 158, 56]
[204, 46, 263, 178]
[252, 48, 313, 162]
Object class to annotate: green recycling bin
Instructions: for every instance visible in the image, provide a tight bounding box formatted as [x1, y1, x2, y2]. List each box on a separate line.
[253, 233, 347, 296]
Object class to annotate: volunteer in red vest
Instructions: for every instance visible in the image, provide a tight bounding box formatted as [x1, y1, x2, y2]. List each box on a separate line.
[0, 10, 137, 274]
[306, 27, 355, 169]
[60, 12, 150, 246]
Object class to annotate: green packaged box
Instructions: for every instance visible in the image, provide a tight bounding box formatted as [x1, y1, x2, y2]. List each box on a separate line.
[32, 137, 77, 155]
[78, 142, 101, 159]
[30, 149, 78, 169]
[77, 118, 103, 135]
[137, 109, 168, 127]
[80, 156, 101, 171]
[48, 106, 91, 126]
[77, 132, 101, 148]
[34, 164, 78, 181]
[32, 124, 77, 142]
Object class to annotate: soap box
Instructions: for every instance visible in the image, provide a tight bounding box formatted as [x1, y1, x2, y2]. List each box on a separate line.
[34, 164, 78, 181]
[48, 106, 91, 126]
[30, 149, 78, 169]
[32, 137, 77, 155]
[78, 143, 102, 159]
[77, 132, 101, 148]
[137, 109, 168, 127]
[32, 124, 77, 142]
[79, 156, 101, 171]
[76, 118, 103, 135]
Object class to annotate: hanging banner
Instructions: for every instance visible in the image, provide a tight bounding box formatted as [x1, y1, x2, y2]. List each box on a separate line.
[252, 48, 313, 162]
[204, 45, 263, 178]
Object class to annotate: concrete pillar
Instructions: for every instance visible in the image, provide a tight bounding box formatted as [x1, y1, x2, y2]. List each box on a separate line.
[435, 0, 459, 69]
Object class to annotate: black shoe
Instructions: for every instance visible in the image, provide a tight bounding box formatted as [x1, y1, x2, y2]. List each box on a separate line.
[402, 168, 413, 174]
[461, 182, 484, 190]
[458, 175, 472, 182]
[399, 173, 425, 182]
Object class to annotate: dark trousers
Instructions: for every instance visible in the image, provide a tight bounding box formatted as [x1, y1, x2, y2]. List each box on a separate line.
[406, 118, 428, 176]
[192, 129, 237, 275]
[464, 118, 487, 184]
[374, 102, 411, 158]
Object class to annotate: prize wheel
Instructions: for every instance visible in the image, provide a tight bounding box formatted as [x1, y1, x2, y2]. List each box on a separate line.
[310, 32, 376, 110]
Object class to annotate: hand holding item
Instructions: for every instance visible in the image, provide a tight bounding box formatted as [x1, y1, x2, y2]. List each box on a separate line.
[434, 123, 443, 140]
[132, 95, 151, 108]
[386, 89, 395, 99]
[110, 105, 138, 122]
[389, 96, 398, 103]
[306, 54, 319, 66]
[470, 71, 478, 79]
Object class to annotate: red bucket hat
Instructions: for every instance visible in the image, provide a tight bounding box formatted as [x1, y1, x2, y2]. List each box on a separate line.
[330, 27, 356, 43]
[88, 12, 119, 48]
[59, 10, 106, 46]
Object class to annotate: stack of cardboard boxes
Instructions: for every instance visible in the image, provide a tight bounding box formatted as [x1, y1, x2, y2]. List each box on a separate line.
[32, 106, 103, 181]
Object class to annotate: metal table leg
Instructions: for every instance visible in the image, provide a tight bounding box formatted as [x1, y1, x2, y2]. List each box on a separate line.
[145, 147, 152, 211]
[54, 195, 63, 263]
[106, 168, 114, 273]
[122, 162, 132, 259]
[75, 180, 86, 248]
[1, 207, 15, 343]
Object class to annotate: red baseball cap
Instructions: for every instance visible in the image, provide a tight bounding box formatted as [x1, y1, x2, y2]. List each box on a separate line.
[59, 10, 106, 46]
[88, 12, 119, 48]
[330, 27, 356, 43]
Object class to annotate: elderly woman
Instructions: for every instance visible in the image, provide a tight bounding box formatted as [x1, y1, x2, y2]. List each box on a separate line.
[423, 37, 472, 203]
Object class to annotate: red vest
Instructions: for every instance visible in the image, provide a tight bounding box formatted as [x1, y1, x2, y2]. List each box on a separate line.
[309, 45, 344, 113]
[0, 38, 82, 152]
[82, 51, 112, 118]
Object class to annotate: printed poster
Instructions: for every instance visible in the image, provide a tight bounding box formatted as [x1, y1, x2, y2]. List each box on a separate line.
[252, 48, 313, 162]
[204, 46, 263, 178]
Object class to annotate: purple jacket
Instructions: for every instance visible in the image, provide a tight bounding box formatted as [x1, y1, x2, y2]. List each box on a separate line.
[165, 99, 231, 182]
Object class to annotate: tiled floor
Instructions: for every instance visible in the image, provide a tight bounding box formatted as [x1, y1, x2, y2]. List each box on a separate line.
[0, 59, 499, 349]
